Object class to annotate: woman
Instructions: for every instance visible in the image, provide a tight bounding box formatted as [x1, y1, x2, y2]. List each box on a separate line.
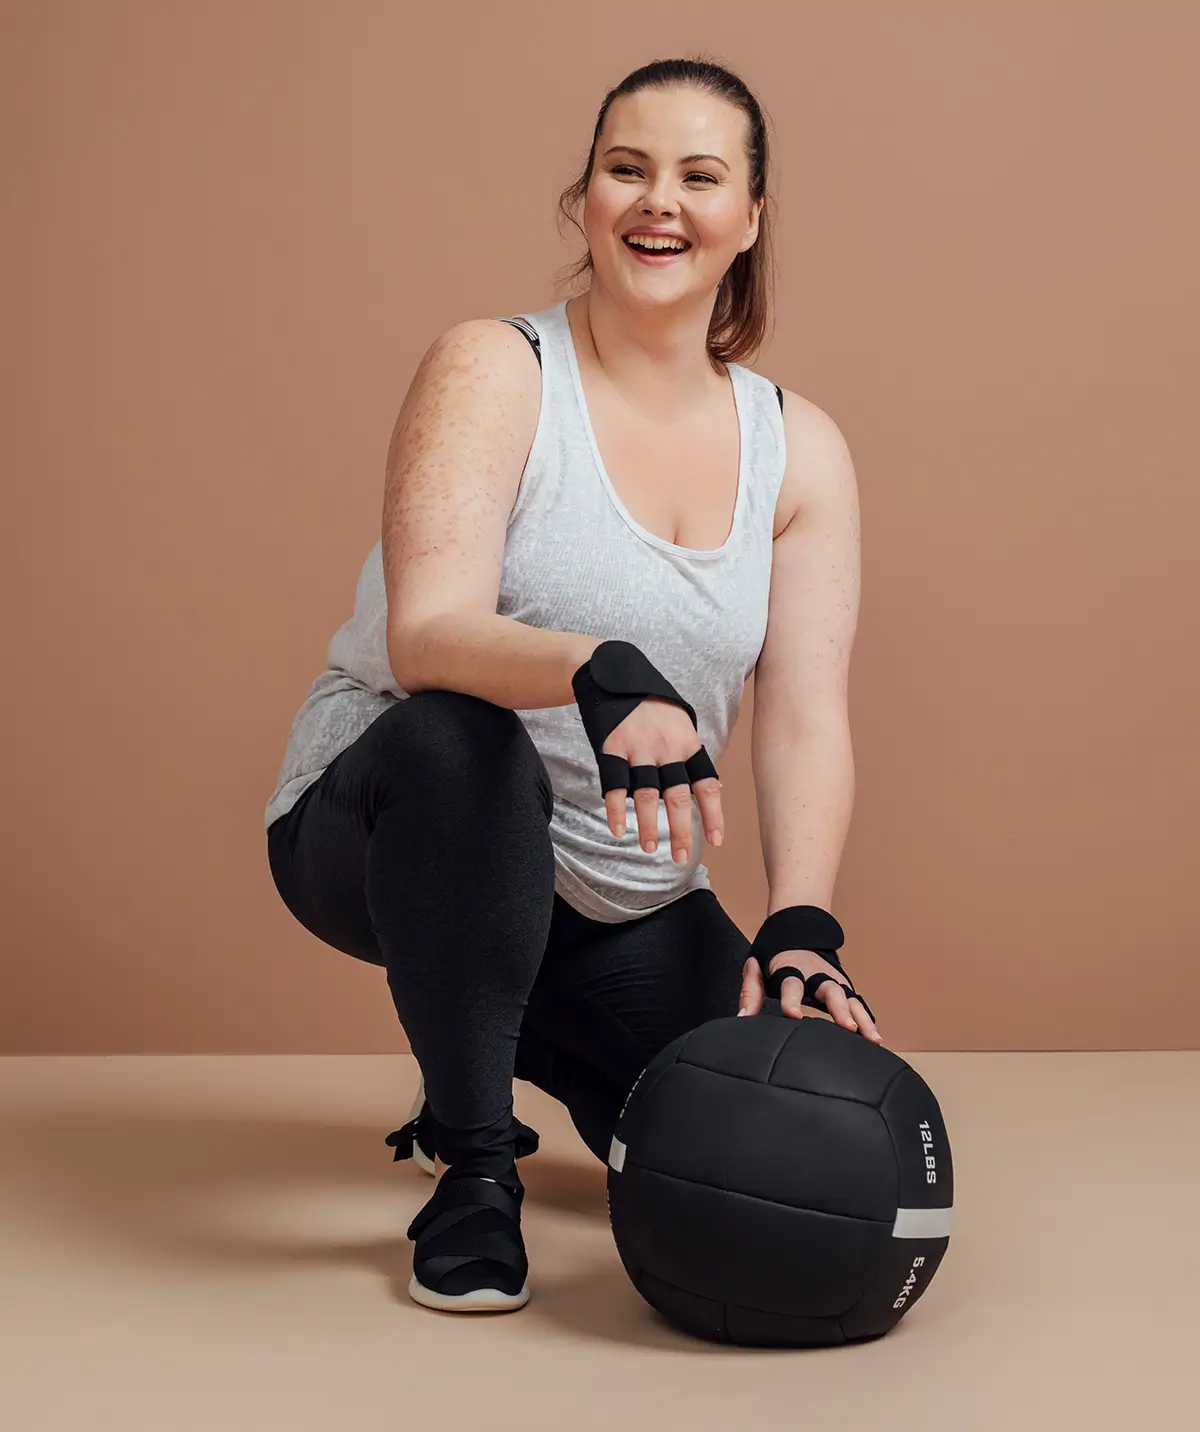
[265, 57, 882, 1316]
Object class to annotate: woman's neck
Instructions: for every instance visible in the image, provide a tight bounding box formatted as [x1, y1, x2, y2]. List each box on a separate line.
[566, 288, 725, 422]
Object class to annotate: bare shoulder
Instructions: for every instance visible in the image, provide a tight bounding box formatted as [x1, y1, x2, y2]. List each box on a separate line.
[385, 315, 542, 484]
[407, 315, 541, 403]
[772, 387, 858, 539]
[380, 315, 544, 660]
[434, 313, 540, 356]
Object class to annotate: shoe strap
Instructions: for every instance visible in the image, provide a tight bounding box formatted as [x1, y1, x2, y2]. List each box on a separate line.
[384, 1109, 540, 1166]
[384, 1117, 422, 1161]
[406, 1173, 524, 1241]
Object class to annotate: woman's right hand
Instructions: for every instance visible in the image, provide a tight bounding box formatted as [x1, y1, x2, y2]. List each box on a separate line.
[601, 697, 724, 865]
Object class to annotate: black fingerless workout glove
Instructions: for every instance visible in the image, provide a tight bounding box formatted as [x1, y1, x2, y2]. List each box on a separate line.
[748, 905, 876, 1023]
[571, 639, 719, 798]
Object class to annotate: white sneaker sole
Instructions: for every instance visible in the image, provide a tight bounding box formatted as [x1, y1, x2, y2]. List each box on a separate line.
[408, 1275, 531, 1313]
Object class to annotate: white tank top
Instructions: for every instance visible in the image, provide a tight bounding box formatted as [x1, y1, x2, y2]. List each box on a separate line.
[265, 298, 788, 923]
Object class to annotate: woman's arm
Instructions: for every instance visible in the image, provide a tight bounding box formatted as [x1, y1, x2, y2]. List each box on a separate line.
[382, 319, 602, 709]
[751, 394, 862, 915]
[752, 727, 855, 915]
[740, 393, 879, 1038]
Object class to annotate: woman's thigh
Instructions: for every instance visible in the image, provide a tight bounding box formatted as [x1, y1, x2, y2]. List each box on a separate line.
[266, 738, 383, 965]
[522, 888, 751, 1093]
[266, 690, 556, 968]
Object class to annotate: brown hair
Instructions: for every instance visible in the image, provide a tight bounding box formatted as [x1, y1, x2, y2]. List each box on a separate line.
[554, 56, 776, 368]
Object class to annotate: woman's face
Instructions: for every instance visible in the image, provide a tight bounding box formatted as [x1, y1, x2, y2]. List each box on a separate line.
[583, 86, 762, 309]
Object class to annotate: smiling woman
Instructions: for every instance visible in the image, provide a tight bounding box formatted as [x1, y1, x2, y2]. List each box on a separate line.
[265, 55, 872, 1319]
[555, 58, 777, 364]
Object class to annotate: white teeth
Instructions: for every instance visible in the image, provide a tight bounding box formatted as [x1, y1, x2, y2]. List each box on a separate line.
[625, 235, 687, 252]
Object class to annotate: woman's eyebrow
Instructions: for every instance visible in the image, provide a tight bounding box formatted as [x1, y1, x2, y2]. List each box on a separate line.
[601, 145, 730, 172]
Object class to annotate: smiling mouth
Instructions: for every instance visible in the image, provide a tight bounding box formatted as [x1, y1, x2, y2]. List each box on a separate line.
[622, 236, 692, 259]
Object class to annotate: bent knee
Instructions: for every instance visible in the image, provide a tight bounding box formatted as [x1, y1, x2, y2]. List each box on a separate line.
[398, 689, 526, 754]
[372, 690, 552, 817]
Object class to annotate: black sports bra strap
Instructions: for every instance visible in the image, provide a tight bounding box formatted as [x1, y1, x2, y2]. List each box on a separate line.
[774, 383, 784, 412]
[494, 315, 541, 367]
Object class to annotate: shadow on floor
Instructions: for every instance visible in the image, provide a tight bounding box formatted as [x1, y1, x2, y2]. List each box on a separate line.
[0, 1103, 714, 1350]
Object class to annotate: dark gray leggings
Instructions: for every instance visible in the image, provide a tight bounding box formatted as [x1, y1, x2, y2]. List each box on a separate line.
[266, 690, 751, 1168]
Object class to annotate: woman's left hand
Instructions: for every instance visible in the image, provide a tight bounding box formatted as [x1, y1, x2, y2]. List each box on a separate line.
[738, 948, 884, 1044]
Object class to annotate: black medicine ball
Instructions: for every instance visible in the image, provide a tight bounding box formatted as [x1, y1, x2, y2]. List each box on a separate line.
[606, 1013, 953, 1346]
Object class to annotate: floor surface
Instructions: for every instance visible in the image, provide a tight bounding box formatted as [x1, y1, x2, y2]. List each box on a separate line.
[0, 1051, 1195, 1431]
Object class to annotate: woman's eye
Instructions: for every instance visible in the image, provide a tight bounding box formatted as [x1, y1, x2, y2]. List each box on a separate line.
[610, 165, 717, 184]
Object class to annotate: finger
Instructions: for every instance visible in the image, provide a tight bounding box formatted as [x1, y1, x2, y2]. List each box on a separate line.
[661, 781, 694, 864]
[848, 997, 884, 1044]
[632, 783, 661, 851]
[777, 972, 810, 1021]
[819, 979, 861, 1033]
[605, 787, 629, 838]
[737, 955, 764, 1016]
[691, 776, 724, 846]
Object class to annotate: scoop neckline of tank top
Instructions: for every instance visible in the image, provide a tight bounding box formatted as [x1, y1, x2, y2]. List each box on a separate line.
[555, 300, 746, 560]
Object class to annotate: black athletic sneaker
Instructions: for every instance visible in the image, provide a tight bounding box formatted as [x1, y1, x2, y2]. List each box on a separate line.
[384, 1100, 541, 1312]
[404, 1167, 531, 1312]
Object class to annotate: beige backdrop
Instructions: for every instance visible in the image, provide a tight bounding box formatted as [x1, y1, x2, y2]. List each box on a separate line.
[2, 2, 1196, 1054]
